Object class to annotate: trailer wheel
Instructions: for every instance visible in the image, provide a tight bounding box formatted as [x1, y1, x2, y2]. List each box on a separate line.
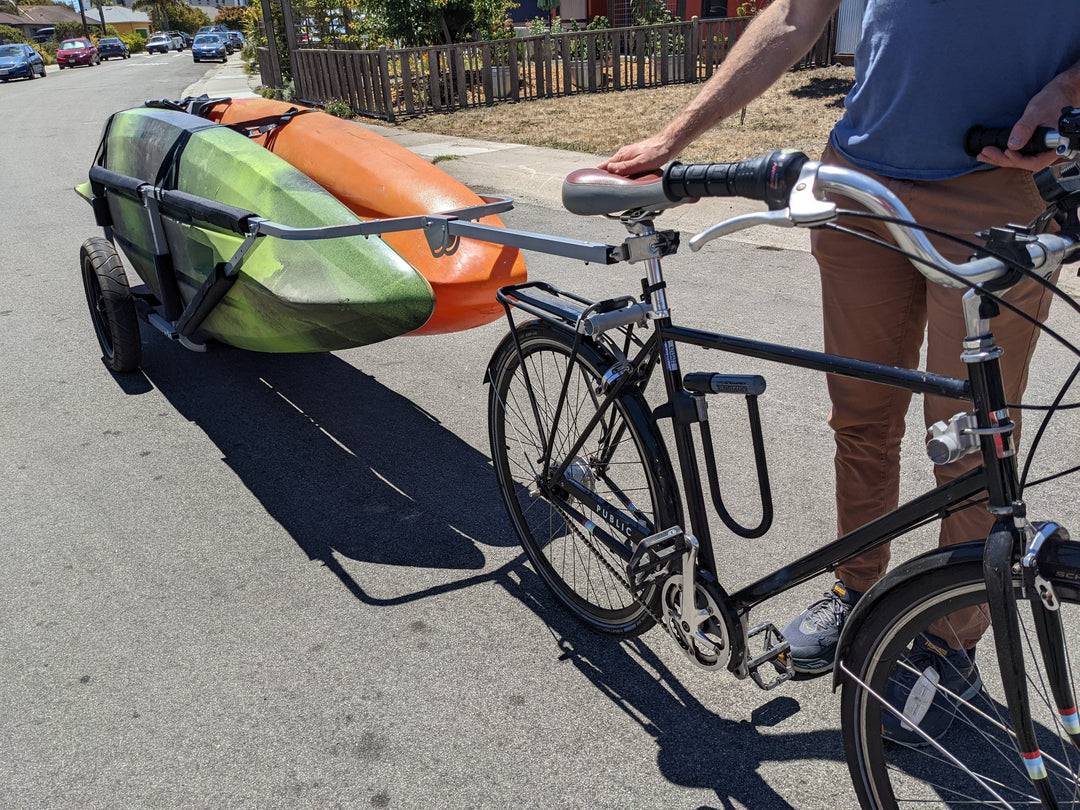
[80, 238, 141, 372]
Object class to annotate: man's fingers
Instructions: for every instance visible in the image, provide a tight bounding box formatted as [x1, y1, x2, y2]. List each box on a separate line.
[1008, 120, 1036, 152]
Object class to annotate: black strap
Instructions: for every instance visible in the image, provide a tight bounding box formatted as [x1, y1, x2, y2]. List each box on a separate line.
[225, 106, 315, 139]
[154, 128, 193, 189]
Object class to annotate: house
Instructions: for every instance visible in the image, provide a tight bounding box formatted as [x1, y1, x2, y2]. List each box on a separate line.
[95, 5, 152, 37]
[0, 4, 99, 40]
[512, 0, 752, 28]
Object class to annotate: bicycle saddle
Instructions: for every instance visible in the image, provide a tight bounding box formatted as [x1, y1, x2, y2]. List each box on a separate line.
[562, 168, 680, 216]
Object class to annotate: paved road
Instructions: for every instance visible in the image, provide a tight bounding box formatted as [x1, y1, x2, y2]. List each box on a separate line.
[2, 53, 1078, 809]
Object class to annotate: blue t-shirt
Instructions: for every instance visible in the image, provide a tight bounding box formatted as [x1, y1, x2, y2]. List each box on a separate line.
[831, 1, 1080, 180]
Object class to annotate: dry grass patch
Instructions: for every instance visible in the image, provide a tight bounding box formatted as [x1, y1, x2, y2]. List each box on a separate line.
[393, 65, 855, 162]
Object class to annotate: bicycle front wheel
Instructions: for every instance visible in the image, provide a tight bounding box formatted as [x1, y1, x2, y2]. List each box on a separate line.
[839, 543, 1080, 808]
[487, 321, 679, 636]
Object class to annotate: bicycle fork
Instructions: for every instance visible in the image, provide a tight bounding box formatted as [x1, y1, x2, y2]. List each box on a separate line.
[962, 290, 1078, 807]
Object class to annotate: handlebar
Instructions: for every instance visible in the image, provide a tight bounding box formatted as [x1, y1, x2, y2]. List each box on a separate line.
[964, 108, 1080, 158]
[963, 125, 1056, 157]
[663, 150, 809, 211]
[673, 153, 1079, 290]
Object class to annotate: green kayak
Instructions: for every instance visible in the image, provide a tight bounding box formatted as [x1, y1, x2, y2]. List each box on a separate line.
[90, 107, 435, 352]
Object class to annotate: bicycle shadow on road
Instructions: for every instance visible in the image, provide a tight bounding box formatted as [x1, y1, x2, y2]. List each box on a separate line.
[137, 338, 517, 604]
[501, 563, 847, 809]
[135, 336, 849, 807]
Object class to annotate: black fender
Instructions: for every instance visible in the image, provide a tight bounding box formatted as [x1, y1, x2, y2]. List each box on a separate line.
[832, 539, 992, 692]
[833, 524, 1080, 691]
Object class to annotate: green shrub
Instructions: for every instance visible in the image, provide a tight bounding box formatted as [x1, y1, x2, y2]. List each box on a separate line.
[122, 32, 146, 54]
[0, 24, 29, 44]
[261, 80, 296, 102]
[53, 22, 87, 42]
[324, 99, 352, 118]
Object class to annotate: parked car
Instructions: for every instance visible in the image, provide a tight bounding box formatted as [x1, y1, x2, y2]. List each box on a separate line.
[56, 38, 99, 69]
[168, 31, 188, 50]
[97, 37, 130, 60]
[191, 33, 227, 63]
[31, 27, 55, 44]
[146, 33, 182, 54]
[0, 42, 46, 80]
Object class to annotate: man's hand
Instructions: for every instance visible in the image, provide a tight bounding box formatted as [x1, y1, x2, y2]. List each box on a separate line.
[977, 67, 1080, 172]
[598, 133, 679, 176]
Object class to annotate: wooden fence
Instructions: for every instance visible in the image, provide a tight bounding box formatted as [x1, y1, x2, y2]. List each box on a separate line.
[262, 15, 836, 122]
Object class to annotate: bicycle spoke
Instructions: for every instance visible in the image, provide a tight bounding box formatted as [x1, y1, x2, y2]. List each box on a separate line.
[841, 568, 1080, 808]
[489, 324, 676, 636]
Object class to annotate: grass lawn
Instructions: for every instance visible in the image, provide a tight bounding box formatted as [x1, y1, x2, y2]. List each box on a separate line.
[391, 65, 856, 163]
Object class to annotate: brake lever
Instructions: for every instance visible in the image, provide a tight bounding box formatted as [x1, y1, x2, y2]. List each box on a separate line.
[688, 162, 837, 251]
[689, 209, 797, 250]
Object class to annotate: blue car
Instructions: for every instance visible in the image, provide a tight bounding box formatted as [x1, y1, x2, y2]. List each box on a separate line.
[0, 43, 46, 81]
[97, 37, 130, 60]
[191, 34, 227, 63]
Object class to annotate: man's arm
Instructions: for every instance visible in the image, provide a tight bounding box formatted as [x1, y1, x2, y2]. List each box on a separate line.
[598, 0, 841, 176]
[977, 59, 1080, 172]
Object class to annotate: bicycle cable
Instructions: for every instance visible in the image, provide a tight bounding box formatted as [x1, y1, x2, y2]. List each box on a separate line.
[823, 211, 1080, 496]
[834, 207, 1080, 319]
[826, 211, 1080, 362]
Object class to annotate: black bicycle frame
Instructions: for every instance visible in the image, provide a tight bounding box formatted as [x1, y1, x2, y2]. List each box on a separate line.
[531, 311, 992, 613]
[638, 318, 989, 614]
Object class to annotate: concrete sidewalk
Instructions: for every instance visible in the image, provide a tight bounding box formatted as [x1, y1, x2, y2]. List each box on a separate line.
[183, 59, 810, 253]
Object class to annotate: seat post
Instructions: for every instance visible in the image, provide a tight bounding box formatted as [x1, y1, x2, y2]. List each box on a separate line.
[620, 213, 671, 320]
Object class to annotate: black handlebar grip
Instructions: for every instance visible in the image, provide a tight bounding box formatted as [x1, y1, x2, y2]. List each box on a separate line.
[963, 125, 1053, 157]
[663, 150, 809, 211]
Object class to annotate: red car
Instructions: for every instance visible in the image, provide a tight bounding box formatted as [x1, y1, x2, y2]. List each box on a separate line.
[56, 38, 99, 69]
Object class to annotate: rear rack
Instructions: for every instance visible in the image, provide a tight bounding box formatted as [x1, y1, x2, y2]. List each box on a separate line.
[497, 282, 653, 337]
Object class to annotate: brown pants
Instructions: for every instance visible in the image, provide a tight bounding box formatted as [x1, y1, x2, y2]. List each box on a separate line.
[812, 146, 1056, 649]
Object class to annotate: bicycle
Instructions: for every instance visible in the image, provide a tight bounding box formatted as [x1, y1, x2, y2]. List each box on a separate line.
[484, 109, 1080, 808]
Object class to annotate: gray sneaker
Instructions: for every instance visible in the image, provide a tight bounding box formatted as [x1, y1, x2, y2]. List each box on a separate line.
[782, 581, 862, 674]
[882, 632, 982, 746]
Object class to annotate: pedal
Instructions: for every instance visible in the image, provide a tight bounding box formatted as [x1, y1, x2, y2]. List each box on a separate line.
[626, 527, 685, 596]
[745, 622, 794, 691]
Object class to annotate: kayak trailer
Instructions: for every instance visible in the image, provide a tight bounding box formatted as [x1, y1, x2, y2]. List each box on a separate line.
[78, 121, 632, 373]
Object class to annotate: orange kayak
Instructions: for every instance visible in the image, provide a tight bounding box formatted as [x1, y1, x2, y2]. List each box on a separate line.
[198, 97, 527, 336]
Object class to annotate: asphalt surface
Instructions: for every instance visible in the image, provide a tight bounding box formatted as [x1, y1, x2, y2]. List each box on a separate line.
[2, 53, 1078, 809]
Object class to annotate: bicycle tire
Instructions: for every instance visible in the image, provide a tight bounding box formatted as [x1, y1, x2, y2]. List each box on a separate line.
[838, 540, 1080, 808]
[487, 321, 680, 636]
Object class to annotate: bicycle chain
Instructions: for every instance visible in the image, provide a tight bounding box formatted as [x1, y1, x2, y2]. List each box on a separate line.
[547, 491, 737, 673]
[548, 493, 668, 626]
[545, 491, 702, 653]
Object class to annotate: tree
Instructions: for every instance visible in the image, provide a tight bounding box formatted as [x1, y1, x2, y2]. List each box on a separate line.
[132, 0, 208, 33]
[214, 5, 248, 30]
[131, 0, 168, 31]
[0, 0, 18, 14]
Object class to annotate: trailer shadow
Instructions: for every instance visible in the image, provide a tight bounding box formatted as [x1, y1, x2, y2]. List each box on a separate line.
[139, 339, 513, 594]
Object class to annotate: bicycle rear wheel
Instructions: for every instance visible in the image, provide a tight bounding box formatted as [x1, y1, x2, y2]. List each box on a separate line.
[839, 542, 1080, 808]
[487, 321, 679, 636]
